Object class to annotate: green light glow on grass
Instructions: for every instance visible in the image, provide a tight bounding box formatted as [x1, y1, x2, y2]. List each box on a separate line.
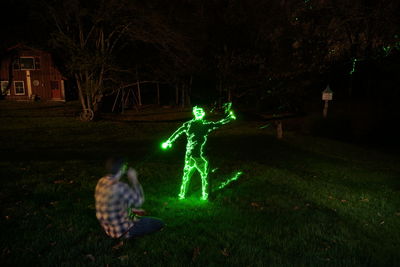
[217, 171, 243, 190]
[162, 104, 236, 200]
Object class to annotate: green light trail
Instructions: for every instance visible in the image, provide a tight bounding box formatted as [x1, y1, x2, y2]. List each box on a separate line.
[349, 58, 358, 75]
[162, 104, 236, 200]
[348, 35, 400, 74]
[216, 171, 243, 190]
[383, 37, 400, 57]
[259, 123, 271, 129]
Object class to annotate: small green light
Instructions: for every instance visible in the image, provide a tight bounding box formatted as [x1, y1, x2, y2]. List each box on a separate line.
[161, 141, 171, 150]
[383, 46, 392, 56]
[162, 104, 236, 200]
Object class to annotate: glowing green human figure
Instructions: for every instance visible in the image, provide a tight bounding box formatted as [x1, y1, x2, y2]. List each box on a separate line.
[161, 105, 236, 200]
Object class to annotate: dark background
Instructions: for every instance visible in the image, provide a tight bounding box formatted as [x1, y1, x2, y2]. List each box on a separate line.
[1, 0, 400, 148]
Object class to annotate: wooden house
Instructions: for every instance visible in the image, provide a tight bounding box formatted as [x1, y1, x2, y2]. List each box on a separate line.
[0, 44, 66, 101]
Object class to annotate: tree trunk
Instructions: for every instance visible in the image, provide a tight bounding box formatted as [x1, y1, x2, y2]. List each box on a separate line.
[218, 79, 223, 107]
[156, 82, 160, 105]
[93, 93, 103, 113]
[175, 84, 179, 105]
[4, 55, 16, 96]
[181, 83, 185, 108]
[92, 102, 99, 114]
[349, 74, 353, 99]
[187, 76, 192, 107]
[75, 76, 87, 111]
[86, 93, 92, 112]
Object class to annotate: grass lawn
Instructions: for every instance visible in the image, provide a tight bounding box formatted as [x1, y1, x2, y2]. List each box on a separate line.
[1, 102, 399, 266]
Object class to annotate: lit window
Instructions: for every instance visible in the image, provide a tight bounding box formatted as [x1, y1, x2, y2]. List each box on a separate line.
[1, 81, 10, 95]
[14, 81, 25, 95]
[19, 57, 35, 70]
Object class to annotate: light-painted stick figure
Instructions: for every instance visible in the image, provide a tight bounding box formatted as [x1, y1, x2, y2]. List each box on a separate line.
[161, 104, 236, 200]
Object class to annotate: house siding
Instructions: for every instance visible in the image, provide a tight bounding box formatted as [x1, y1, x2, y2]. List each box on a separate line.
[0, 46, 66, 101]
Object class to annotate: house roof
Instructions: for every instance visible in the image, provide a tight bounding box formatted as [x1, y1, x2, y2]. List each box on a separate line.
[6, 43, 46, 54]
[2, 44, 67, 80]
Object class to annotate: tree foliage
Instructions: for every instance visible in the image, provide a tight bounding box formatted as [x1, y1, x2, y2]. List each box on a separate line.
[40, 0, 400, 114]
[47, 0, 135, 118]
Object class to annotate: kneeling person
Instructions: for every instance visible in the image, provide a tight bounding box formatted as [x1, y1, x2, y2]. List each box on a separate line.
[95, 158, 164, 239]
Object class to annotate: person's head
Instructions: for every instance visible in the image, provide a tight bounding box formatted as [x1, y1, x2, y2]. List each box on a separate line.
[193, 106, 205, 120]
[106, 157, 128, 178]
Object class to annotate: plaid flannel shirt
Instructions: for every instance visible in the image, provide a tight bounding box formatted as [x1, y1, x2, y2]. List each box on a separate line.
[95, 175, 144, 238]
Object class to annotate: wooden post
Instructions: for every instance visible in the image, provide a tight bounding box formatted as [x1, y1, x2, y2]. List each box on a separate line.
[276, 120, 283, 139]
[60, 80, 65, 101]
[322, 86, 333, 118]
[136, 82, 142, 106]
[323, 100, 329, 118]
[136, 67, 142, 106]
[25, 70, 32, 99]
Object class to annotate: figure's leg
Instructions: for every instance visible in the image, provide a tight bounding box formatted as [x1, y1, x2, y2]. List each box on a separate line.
[179, 157, 196, 199]
[196, 157, 209, 200]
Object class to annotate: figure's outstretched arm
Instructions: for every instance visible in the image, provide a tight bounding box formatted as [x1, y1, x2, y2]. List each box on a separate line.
[208, 107, 236, 130]
[161, 122, 188, 149]
[220, 102, 236, 124]
[218, 110, 236, 124]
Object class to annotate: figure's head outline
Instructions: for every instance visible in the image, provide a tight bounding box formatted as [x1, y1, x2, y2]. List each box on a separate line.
[193, 106, 205, 120]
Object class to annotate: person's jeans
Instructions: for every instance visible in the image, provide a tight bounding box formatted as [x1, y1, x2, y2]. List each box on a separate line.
[128, 217, 164, 238]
